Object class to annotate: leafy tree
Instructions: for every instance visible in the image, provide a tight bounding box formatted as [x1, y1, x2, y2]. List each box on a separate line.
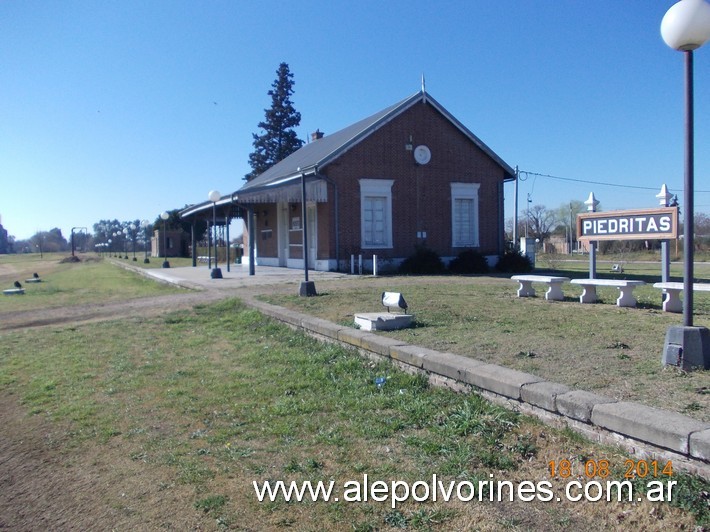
[553, 200, 586, 239]
[245, 62, 304, 181]
[30, 228, 68, 253]
[0, 224, 9, 254]
[524, 204, 557, 241]
[152, 210, 182, 231]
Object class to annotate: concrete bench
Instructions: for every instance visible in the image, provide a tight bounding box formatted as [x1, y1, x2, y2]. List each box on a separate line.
[653, 282, 710, 313]
[3, 288, 25, 295]
[570, 279, 646, 307]
[198, 256, 209, 263]
[511, 275, 570, 301]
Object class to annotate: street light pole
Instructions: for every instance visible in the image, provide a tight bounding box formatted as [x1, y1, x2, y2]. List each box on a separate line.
[160, 211, 170, 268]
[141, 219, 150, 263]
[298, 168, 317, 297]
[208, 190, 223, 279]
[660, 0, 710, 370]
[683, 50, 696, 325]
[130, 223, 137, 261]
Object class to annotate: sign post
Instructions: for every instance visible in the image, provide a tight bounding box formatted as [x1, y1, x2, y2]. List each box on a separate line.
[656, 185, 673, 283]
[583, 193, 600, 279]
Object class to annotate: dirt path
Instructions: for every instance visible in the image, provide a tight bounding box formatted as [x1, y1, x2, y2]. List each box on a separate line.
[0, 288, 231, 331]
[0, 392, 212, 530]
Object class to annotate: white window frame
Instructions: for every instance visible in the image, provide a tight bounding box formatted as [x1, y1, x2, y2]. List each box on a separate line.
[359, 179, 394, 249]
[451, 182, 480, 248]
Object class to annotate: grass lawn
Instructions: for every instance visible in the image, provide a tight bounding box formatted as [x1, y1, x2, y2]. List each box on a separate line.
[1, 298, 708, 529]
[0, 253, 183, 312]
[261, 266, 710, 423]
[0, 254, 709, 529]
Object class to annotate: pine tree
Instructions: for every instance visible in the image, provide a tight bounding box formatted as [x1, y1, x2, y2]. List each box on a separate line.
[245, 63, 304, 181]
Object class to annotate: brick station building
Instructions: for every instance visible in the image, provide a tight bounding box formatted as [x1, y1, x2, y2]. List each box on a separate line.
[185, 89, 515, 272]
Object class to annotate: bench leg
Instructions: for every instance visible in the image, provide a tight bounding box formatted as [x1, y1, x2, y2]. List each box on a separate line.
[662, 289, 682, 313]
[517, 280, 535, 298]
[578, 285, 597, 304]
[616, 287, 637, 307]
[545, 283, 564, 301]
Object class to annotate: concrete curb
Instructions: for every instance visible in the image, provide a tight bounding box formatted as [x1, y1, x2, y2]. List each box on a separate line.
[242, 297, 710, 478]
[108, 259, 204, 291]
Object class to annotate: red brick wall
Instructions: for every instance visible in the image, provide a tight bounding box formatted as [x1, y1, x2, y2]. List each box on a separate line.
[322, 101, 507, 260]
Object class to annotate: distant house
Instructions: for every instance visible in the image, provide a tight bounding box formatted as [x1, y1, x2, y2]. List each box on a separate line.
[0, 223, 9, 254]
[151, 229, 189, 258]
[181, 89, 515, 272]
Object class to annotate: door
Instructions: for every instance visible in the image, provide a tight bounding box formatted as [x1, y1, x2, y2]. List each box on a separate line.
[307, 204, 317, 268]
[277, 202, 288, 267]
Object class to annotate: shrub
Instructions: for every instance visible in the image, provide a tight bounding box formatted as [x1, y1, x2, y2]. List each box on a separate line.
[495, 250, 532, 273]
[449, 249, 489, 274]
[398, 247, 446, 275]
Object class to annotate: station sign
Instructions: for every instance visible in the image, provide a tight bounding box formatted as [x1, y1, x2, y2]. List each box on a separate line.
[577, 207, 678, 241]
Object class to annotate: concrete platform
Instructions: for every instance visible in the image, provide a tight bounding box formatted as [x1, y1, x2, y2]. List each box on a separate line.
[354, 312, 413, 331]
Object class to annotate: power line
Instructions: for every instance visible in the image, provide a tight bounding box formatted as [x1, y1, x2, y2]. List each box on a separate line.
[518, 170, 710, 194]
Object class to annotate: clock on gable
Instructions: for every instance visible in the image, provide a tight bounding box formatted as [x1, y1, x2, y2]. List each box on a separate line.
[413, 145, 431, 165]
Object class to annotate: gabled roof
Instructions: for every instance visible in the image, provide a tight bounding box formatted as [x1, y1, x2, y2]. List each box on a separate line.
[237, 89, 515, 198]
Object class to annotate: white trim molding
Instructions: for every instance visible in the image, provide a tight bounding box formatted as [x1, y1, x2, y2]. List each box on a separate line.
[359, 179, 394, 249]
[450, 182, 480, 248]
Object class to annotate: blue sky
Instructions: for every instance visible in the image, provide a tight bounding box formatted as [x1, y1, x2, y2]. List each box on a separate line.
[1, 0, 708, 241]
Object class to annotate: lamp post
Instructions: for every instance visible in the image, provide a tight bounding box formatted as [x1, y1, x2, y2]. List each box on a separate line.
[298, 168, 317, 296]
[208, 190, 223, 279]
[141, 219, 150, 263]
[160, 211, 170, 268]
[660, 0, 710, 370]
[584, 192, 599, 279]
[129, 223, 137, 261]
[122, 227, 129, 259]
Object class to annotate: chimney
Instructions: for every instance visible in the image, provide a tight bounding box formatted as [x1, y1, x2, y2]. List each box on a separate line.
[311, 129, 324, 142]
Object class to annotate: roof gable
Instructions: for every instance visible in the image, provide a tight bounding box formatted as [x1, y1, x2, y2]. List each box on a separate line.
[237, 90, 514, 196]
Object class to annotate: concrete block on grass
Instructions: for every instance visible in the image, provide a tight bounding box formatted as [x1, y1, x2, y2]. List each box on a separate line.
[300, 317, 344, 339]
[389, 344, 434, 369]
[336, 328, 407, 357]
[592, 402, 710, 454]
[249, 302, 307, 328]
[689, 429, 710, 461]
[420, 351, 483, 382]
[521, 381, 571, 412]
[557, 390, 615, 423]
[337, 327, 370, 348]
[463, 364, 543, 400]
[358, 333, 407, 357]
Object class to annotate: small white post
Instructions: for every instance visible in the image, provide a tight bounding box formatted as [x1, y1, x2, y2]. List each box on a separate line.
[358, 254, 363, 275]
[350, 254, 355, 275]
[373, 255, 378, 277]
